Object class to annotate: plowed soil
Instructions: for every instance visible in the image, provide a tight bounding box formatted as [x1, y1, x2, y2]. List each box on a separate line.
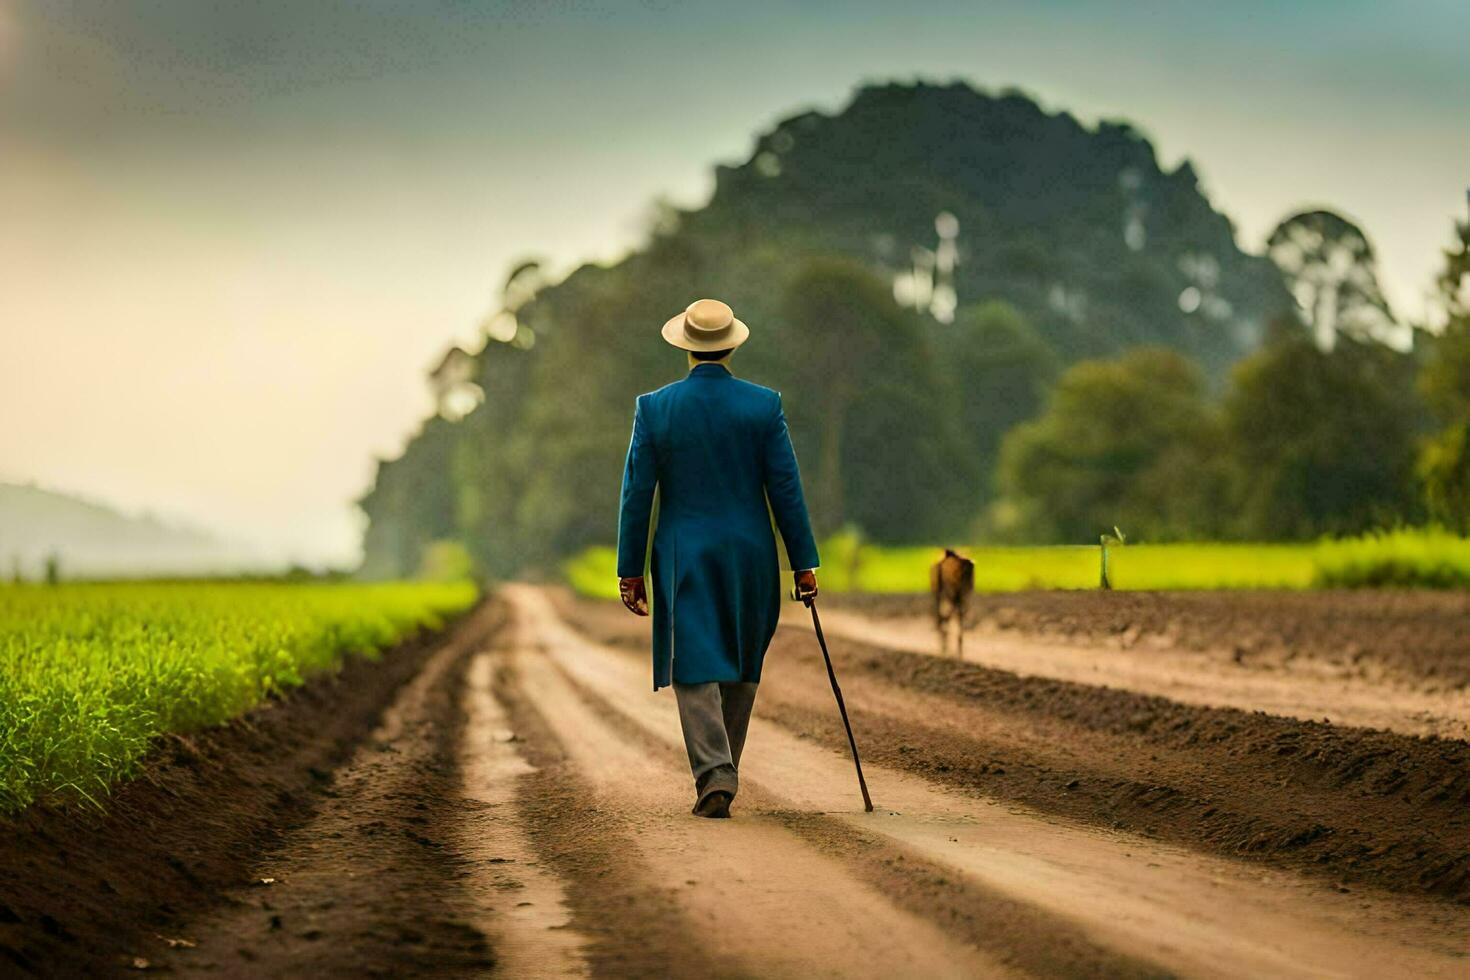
[550, 588, 1470, 902]
[831, 589, 1470, 689]
[5, 585, 1469, 978]
[0, 604, 503, 977]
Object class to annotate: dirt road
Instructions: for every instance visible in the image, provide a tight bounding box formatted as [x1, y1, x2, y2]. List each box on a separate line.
[8, 586, 1469, 977]
[502, 586, 1470, 978]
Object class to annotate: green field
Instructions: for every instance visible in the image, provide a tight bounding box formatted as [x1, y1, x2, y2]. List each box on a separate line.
[564, 527, 1470, 598]
[0, 580, 477, 813]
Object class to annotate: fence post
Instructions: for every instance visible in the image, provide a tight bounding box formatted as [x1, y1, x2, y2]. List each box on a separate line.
[1099, 527, 1125, 590]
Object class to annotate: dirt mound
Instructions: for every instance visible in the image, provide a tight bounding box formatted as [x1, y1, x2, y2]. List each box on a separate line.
[763, 630, 1470, 903]
[833, 590, 1470, 689]
[0, 604, 497, 977]
[490, 656, 747, 979]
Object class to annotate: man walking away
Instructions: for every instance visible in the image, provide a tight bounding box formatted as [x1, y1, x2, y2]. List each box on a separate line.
[616, 298, 820, 818]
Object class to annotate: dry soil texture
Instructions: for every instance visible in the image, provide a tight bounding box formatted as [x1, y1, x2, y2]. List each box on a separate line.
[5, 586, 1469, 978]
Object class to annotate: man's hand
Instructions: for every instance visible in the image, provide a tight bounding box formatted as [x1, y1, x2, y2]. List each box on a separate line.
[794, 569, 818, 603]
[619, 576, 649, 616]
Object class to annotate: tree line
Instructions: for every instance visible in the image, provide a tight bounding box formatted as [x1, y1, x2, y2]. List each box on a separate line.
[358, 201, 1467, 579]
[998, 208, 1470, 543]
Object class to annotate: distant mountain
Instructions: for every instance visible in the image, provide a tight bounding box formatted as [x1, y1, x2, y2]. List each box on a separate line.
[0, 483, 261, 579]
[359, 80, 1295, 577]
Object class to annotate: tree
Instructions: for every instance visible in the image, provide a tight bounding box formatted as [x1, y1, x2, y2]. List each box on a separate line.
[777, 257, 976, 540]
[778, 258, 891, 532]
[1267, 210, 1399, 350]
[480, 257, 547, 343]
[996, 348, 1226, 542]
[357, 83, 1302, 573]
[1224, 332, 1424, 539]
[1417, 204, 1470, 530]
[357, 415, 461, 578]
[842, 372, 979, 543]
[1418, 423, 1470, 532]
[450, 340, 540, 578]
[946, 301, 1058, 498]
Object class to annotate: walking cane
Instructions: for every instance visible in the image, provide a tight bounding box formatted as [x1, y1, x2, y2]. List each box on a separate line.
[792, 586, 874, 812]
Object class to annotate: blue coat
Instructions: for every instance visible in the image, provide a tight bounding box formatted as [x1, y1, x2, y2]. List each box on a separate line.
[617, 363, 820, 690]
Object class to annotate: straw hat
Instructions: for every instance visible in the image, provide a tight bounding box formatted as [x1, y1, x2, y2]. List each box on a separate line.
[661, 298, 750, 352]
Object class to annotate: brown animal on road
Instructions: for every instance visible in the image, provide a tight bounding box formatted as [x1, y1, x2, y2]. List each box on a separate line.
[930, 548, 975, 657]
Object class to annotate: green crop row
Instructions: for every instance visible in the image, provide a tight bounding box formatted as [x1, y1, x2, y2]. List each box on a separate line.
[0, 580, 477, 813]
[565, 528, 1470, 598]
[1312, 527, 1470, 588]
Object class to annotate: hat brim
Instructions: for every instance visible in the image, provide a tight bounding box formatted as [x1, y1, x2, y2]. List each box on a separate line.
[661, 311, 751, 352]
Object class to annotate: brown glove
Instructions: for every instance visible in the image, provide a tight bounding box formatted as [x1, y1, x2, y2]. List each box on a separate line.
[619, 576, 649, 616]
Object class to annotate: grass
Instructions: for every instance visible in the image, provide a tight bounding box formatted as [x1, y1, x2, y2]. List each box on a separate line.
[825, 542, 1104, 592]
[1313, 527, 1470, 588]
[562, 540, 1104, 594]
[564, 539, 1309, 594]
[1108, 543, 1317, 590]
[565, 528, 1470, 597]
[0, 580, 477, 813]
[564, 546, 621, 600]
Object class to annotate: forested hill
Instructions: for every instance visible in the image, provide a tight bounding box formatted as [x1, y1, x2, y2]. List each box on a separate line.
[698, 82, 1285, 373]
[359, 81, 1293, 579]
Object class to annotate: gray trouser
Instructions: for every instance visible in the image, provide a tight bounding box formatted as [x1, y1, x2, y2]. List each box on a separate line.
[673, 681, 758, 795]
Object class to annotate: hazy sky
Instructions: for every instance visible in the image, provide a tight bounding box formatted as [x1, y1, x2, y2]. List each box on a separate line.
[2, 0, 1466, 566]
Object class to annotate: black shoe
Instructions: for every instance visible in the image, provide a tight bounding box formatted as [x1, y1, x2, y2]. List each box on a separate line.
[692, 789, 733, 819]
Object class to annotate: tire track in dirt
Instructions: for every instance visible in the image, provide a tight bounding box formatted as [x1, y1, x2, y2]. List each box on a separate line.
[521, 585, 1470, 978]
[766, 811, 1171, 980]
[753, 646, 1470, 904]
[505, 620, 1167, 978]
[554, 588, 1470, 903]
[497, 592, 1012, 978]
[151, 606, 511, 977]
[457, 649, 589, 977]
[487, 618, 741, 978]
